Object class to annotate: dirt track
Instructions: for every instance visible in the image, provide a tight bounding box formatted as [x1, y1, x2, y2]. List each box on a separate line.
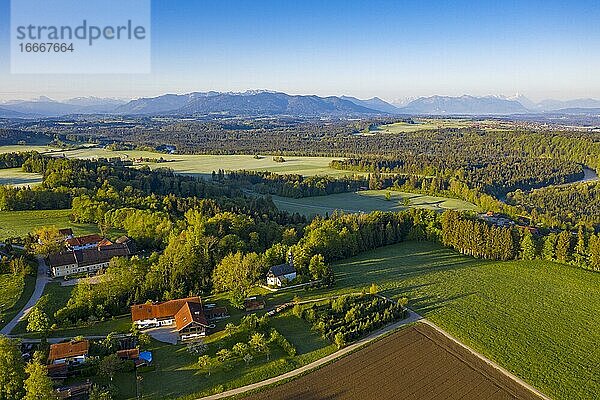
[243, 323, 545, 400]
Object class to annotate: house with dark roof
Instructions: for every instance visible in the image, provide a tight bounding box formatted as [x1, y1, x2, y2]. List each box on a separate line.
[266, 252, 297, 287]
[48, 241, 134, 278]
[58, 228, 74, 239]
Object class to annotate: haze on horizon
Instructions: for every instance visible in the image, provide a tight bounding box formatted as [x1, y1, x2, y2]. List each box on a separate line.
[1, 0, 600, 102]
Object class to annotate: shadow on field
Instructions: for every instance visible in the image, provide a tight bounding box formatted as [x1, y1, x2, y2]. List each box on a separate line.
[412, 292, 477, 315]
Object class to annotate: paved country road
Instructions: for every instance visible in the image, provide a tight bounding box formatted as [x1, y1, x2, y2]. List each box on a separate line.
[196, 308, 424, 400]
[0, 255, 49, 336]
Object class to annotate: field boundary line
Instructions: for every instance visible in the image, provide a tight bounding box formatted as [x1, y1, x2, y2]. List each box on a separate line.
[418, 320, 552, 400]
[195, 309, 423, 400]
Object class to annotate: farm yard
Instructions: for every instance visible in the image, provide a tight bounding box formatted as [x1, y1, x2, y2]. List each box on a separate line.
[60, 240, 597, 400]
[272, 190, 477, 216]
[243, 323, 544, 400]
[94, 312, 336, 400]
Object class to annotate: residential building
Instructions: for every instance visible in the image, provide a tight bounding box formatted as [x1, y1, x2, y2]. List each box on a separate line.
[131, 296, 201, 329]
[175, 301, 211, 341]
[267, 251, 297, 287]
[48, 241, 134, 278]
[266, 263, 296, 287]
[131, 296, 215, 341]
[66, 234, 103, 250]
[58, 228, 74, 239]
[48, 340, 89, 365]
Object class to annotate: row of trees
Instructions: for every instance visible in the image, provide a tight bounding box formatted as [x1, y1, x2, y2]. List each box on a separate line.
[441, 211, 518, 260]
[442, 210, 600, 270]
[212, 170, 370, 198]
[331, 156, 584, 198]
[521, 227, 600, 271]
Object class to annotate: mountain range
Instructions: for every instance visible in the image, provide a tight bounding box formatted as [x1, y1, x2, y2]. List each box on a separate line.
[3, 91, 600, 118]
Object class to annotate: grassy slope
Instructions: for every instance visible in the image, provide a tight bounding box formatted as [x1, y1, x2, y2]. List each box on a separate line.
[272, 190, 477, 217]
[0, 209, 108, 240]
[329, 241, 600, 400]
[11, 282, 74, 334]
[0, 274, 35, 330]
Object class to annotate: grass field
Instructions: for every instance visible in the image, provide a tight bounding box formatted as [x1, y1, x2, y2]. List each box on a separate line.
[0, 144, 351, 178]
[0, 168, 42, 187]
[272, 190, 477, 216]
[370, 118, 515, 134]
[0, 209, 102, 240]
[317, 241, 600, 400]
[0, 274, 35, 330]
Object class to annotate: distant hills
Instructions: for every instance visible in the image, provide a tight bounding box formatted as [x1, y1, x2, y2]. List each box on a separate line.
[3, 91, 600, 118]
[0, 96, 128, 117]
[398, 95, 529, 115]
[340, 96, 401, 114]
[115, 91, 380, 116]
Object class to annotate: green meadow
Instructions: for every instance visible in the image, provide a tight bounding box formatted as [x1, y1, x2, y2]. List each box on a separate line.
[272, 189, 477, 216]
[0, 168, 42, 187]
[0, 144, 351, 178]
[369, 118, 516, 134]
[0, 209, 100, 240]
[0, 274, 35, 331]
[324, 241, 600, 400]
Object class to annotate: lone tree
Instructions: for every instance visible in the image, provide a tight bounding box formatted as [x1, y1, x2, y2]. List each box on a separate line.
[334, 332, 346, 349]
[197, 355, 217, 376]
[212, 252, 262, 308]
[26, 308, 51, 335]
[520, 230, 537, 261]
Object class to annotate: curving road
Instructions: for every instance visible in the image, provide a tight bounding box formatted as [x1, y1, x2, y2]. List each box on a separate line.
[0, 255, 49, 336]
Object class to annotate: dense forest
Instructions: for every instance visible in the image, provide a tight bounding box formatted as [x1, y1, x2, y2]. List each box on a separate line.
[331, 156, 584, 198]
[507, 182, 600, 230]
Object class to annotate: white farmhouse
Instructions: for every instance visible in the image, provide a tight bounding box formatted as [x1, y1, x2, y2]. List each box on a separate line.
[266, 262, 297, 287]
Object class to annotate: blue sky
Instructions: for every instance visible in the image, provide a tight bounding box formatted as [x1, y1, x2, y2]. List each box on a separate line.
[1, 0, 599, 101]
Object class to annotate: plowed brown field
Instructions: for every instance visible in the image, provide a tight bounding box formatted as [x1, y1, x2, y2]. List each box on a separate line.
[243, 323, 544, 400]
